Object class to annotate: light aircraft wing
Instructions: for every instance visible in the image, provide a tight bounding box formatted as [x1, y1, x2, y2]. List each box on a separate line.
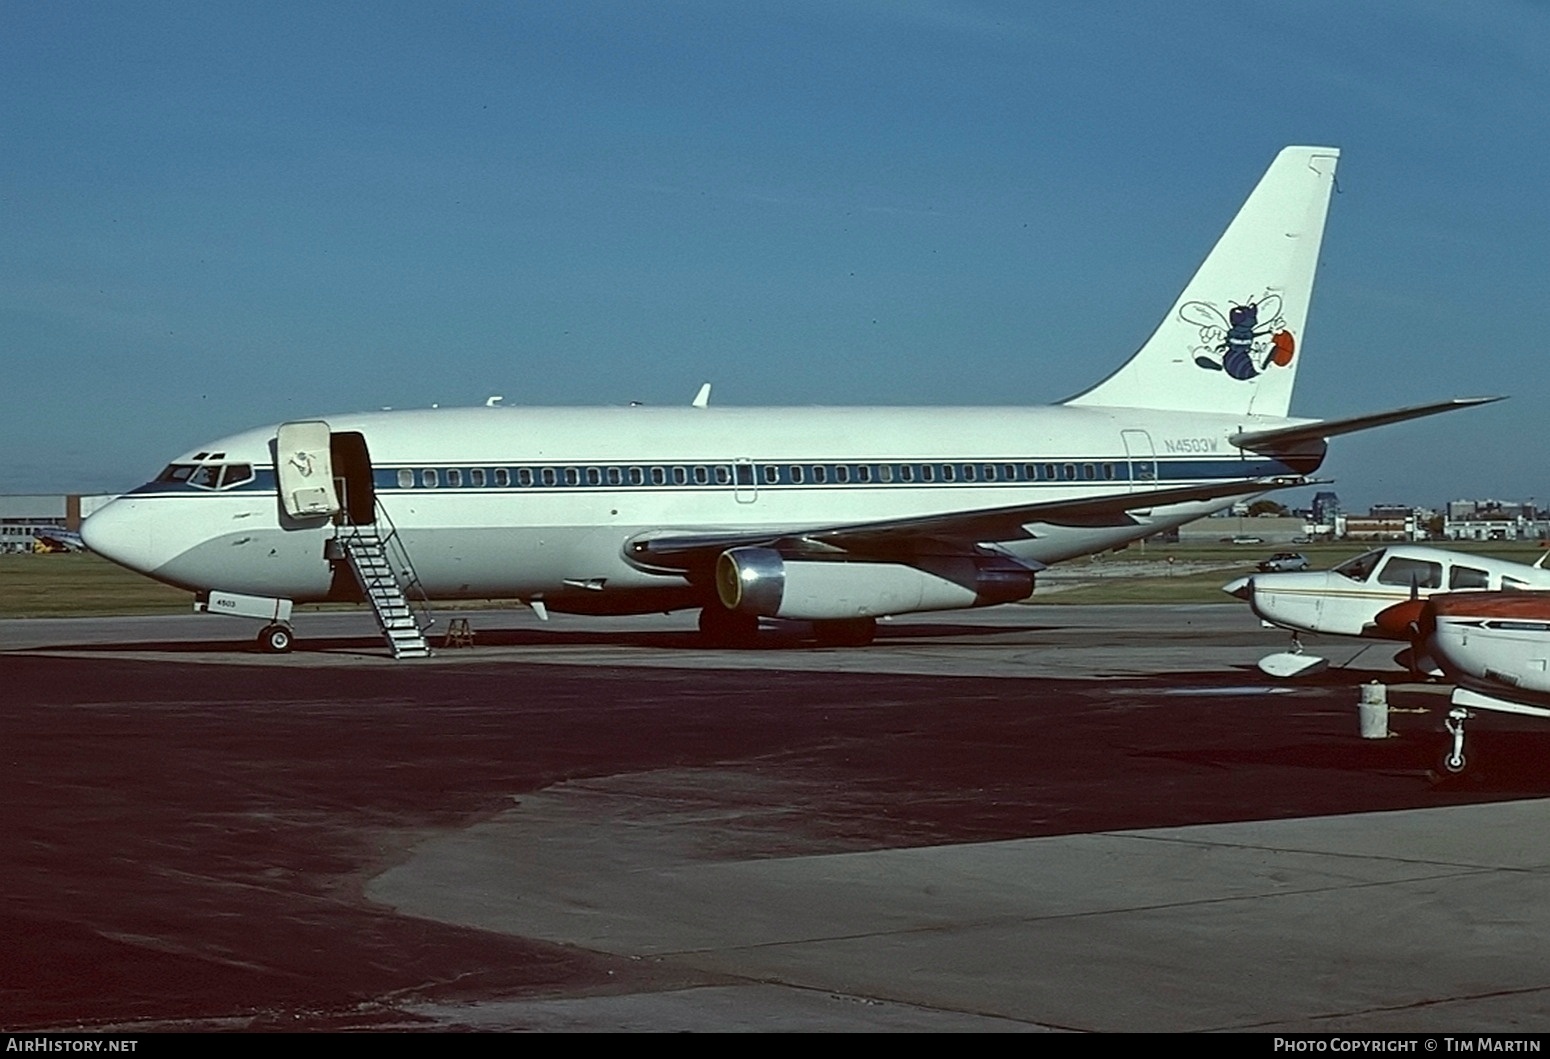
[1230, 396, 1503, 452]
[629, 474, 1313, 571]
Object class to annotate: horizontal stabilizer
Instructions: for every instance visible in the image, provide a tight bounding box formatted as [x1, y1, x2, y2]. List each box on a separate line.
[1230, 396, 1504, 452]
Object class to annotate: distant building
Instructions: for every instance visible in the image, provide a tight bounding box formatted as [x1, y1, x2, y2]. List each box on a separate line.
[1311, 491, 1341, 526]
[1443, 499, 1548, 541]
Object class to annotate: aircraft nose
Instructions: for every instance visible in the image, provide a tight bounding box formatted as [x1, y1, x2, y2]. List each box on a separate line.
[1222, 575, 1254, 601]
[81, 498, 162, 574]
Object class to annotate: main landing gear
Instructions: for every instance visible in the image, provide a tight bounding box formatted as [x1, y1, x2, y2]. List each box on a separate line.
[812, 617, 877, 647]
[697, 607, 760, 647]
[258, 623, 295, 654]
[695, 609, 879, 648]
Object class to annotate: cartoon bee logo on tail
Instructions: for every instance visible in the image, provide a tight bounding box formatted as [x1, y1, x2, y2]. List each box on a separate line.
[1180, 294, 1295, 380]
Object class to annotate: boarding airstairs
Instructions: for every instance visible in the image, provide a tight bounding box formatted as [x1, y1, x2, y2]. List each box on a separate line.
[338, 506, 433, 659]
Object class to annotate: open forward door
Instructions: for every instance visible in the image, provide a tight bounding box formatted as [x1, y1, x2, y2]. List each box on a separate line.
[275, 420, 339, 519]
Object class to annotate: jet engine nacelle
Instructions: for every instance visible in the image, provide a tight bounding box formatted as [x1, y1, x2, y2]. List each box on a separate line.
[715, 547, 1035, 621]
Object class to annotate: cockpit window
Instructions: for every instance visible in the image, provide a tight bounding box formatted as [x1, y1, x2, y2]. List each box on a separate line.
[157, 461, 253, 490]
[191, 465, 222, 489]
[1333, 549, 1385, 582]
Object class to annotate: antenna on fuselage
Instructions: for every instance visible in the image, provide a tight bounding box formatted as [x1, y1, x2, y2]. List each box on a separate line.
[486, 395, 504, 407]
[692, 382, 711, 408]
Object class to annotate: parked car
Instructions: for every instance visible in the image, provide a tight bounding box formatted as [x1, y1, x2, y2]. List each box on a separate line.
[1257, 552, 1309, 572]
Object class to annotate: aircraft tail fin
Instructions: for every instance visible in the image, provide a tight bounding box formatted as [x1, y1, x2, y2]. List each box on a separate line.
[1065, 146, 1340, 418]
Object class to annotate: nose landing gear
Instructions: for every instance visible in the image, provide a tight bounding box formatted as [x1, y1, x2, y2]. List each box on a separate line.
[258, 623, 295, 654]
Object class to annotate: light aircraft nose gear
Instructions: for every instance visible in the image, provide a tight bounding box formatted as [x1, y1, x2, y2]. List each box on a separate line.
[1442, 707, 1470, 774]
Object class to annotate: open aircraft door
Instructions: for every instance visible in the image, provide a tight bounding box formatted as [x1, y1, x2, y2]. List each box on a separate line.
[275, 420, 339, 519]
[1121, 430, 1159, 492]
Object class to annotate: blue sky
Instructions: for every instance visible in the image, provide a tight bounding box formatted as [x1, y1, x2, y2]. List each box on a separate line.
[4, 1, 1548, 511]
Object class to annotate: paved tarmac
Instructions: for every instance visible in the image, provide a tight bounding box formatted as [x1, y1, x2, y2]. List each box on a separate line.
[5, 605, 1550, 1031]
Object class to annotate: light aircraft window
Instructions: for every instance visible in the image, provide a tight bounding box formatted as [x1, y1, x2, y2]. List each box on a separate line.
[649, 467, 664, 485]
[630, 467, 645, 485]
[1063, 463, 1076, 480]
[1003, 464, 1016, 480]
[542, 468, 557, 486]
[471, 469, 486, 487]
[763, 466, 778, 485]
[1334, 549, 1384, 582]
[1083, 463, 1096, 480]
[607, 467, 622, 486]
[980, 464, 995, 482]
[1043, 463, 1056, 480]
[790, 465, 804, 484]
[561, 468, 576, 486]
[857, 465, 872, 483]
[1450, 566, 1490, 590]
[921, 465, 937, 483]
[423, 469, 439, 488]
[448, 469, 463, 487]
[1376, 556, 1442, 590]
[693, 466, 708, 485]
[671, 466, 686, 485]
[879, 465, 892, 483]
[1103, 463, 1115, 480]
[587, 467, 602, 486]
[806, 465, 823, 484]
[398, 469, 415, 489]
[517, 468, 533, 487]
[834, 465, 849, 483]
[717, 466, 733, 485]
[961, 465, 976, 482]
[494, 468, 510, 487]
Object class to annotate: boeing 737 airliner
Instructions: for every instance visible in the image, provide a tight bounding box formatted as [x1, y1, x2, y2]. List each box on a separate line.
[82, 146, 1497, 656]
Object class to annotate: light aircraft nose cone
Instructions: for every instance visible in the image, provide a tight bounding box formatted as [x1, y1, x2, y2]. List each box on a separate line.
[1222, 575, 1254, 601]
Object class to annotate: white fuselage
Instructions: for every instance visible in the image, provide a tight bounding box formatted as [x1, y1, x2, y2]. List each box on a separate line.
[83, 403, 1309, 615]
[1231, 545, 1550, 639]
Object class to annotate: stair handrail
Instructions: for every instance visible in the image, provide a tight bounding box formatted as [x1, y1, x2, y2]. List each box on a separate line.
[349, 499, 436, 634]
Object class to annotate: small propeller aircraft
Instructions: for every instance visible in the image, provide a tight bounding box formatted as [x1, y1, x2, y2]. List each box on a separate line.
[1222, 544, 1550, 677]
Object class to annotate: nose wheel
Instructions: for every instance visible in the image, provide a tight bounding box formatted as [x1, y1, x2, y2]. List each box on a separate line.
[258, 623, 295, 654]
[1441, 707, 1470, 774]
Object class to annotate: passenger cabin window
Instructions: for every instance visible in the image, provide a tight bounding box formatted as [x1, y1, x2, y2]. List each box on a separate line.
[470, 469, 485, 487]
[398, 469, 415, 489]
[422, 469, 439, 488]
[494, 468, 510, 487]
[447, 469, 462, 487]
[1449, 565, 1490, 590]
[1376, 556, 1442, 590]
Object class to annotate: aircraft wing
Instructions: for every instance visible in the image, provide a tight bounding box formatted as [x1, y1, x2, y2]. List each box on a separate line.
[628, 474, 1312, 572]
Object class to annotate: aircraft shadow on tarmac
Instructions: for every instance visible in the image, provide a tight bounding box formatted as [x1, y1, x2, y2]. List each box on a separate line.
[20, 618, 1062, 656]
